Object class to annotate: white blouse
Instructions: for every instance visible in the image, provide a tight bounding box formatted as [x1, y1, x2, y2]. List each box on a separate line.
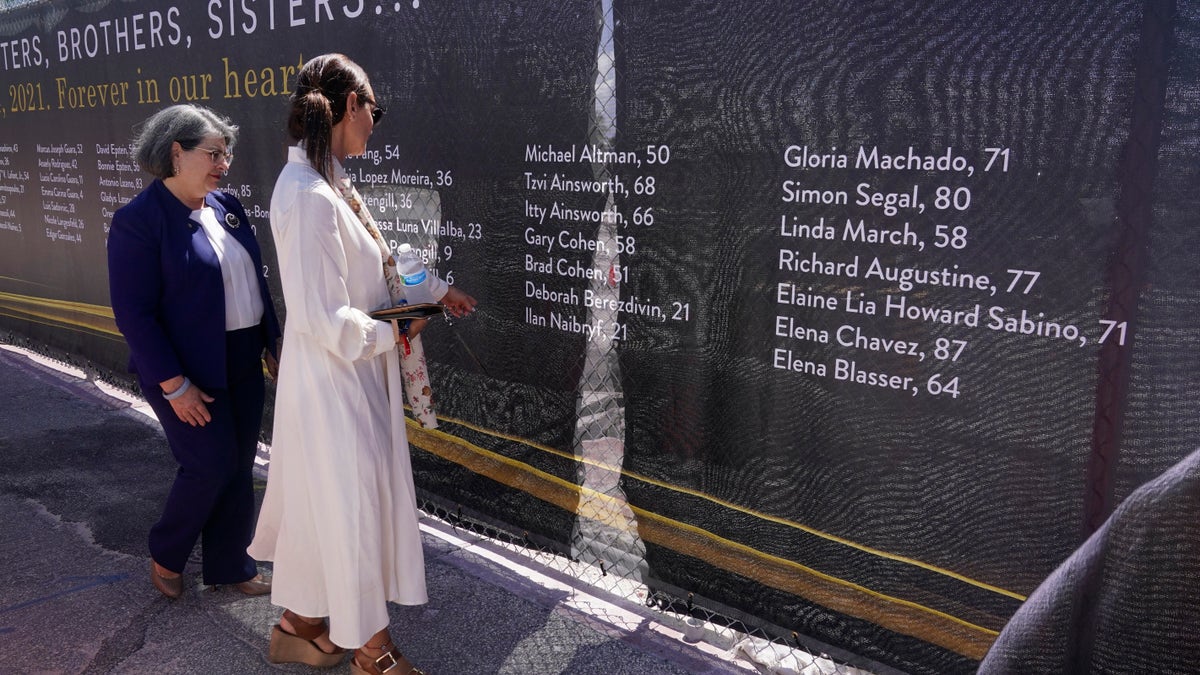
[193, 206, 264, 331]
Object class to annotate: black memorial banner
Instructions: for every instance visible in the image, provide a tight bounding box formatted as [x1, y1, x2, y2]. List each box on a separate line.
[0, 0, 600, 558]
[1, 1, 1196, 673]
[608, 1, 1197, 671]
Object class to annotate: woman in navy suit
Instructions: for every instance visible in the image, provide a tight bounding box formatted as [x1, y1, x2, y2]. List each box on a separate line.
[108, 104, 281, 599]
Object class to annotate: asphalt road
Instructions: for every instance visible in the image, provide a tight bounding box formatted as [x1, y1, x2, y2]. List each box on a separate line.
[0, 345, 751, 675]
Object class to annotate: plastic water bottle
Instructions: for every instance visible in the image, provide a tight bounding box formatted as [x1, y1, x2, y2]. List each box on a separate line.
[395, 243, 436, 305]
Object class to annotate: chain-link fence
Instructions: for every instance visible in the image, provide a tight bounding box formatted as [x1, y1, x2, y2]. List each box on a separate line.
[416, 493, 872, 674]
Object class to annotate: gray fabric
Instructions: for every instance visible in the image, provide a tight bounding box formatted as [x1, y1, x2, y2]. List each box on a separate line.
[979, 448, 1200, 674]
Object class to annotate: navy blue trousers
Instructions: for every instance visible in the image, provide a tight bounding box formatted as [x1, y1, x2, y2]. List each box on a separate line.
[139, 326, 264, 585]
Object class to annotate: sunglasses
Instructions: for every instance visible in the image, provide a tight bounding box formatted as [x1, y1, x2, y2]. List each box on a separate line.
[361, 96, 386, 124]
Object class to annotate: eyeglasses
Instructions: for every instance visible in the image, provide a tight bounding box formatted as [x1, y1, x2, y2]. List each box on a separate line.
[191, 146, 234, 166]
[362, 96, 386, 124]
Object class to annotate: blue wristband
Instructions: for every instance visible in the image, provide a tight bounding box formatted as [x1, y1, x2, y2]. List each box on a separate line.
[163, 377, 191, 401]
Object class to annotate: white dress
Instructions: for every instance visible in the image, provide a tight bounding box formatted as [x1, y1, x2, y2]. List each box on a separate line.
[248, 146, 427, 648]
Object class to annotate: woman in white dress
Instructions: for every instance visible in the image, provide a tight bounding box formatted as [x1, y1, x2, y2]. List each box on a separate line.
[248, 53, 476, 674]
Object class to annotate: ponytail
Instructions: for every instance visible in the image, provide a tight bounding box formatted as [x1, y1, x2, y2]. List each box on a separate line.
[285, 53, 369, 185]
[292, 90, 335, 183]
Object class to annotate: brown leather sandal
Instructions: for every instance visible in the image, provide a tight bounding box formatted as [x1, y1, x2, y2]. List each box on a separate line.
[149, 560, 183, 599]
[350, 638, 425, 675]
[268, 609, 346, 668]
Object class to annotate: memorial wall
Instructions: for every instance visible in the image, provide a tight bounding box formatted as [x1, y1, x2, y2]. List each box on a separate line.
[1, 1, 1196, 672]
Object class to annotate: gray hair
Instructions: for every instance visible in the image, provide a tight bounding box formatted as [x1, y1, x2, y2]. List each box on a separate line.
[132, 105, 238, 179]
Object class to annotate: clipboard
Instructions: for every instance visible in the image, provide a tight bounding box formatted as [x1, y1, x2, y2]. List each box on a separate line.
[369, 302, 446, 321]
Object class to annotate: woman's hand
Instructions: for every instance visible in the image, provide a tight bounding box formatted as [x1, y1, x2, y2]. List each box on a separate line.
[264, 350, 280, 380]
[406, 318, 430, 338]
[160, 376, 215, 427]
[440, 286, 478, 317]
[171, 386, 215, 427]
[263, 337, 283, 380]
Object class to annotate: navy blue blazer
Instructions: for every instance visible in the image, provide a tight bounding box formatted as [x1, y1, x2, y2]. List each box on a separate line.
[107, 179, 281, 392]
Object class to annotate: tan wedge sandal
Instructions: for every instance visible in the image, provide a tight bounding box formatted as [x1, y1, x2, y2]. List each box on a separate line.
[351, 636, 425, 675]
[268, 609, 346, 668]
